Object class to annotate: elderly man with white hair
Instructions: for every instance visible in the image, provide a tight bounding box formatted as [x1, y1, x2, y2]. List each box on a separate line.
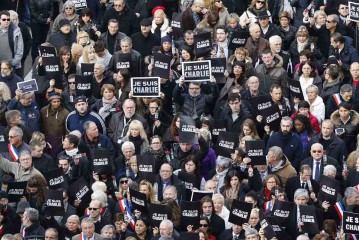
[209, 156, 231, 191]
[244, 23, 270, 64]
[269, 35, 292, 77]
[152, 219, 180, 240]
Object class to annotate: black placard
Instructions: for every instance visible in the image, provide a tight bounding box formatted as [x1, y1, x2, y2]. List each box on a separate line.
[92, 148, 111, 175]
[131, 77, 161, 97]
[245, 140, 266, 165]
[67, 177, 92, 205]
[7, 181, 27, 202]
[300, 205, 319, 234]
[228, 199, 253, 225]
[153, 52, 171, 79]
[75, 75, 93, 98]
[271, 200, 294, 225]
[115, 53, 132, 71]
[343, 211, 359, 235]
[178, 171, 198, 192]
[228, 31, 250, 50]
[288, 79, 304, 100]
[25, 236, 44, 240]
[248, 95, 273, 114]
[17, 79, 38, 93]
[318, 175, 339, 205]
[42, 56, 62, 89]
[149, 204, 172, 228]
[129, 188, 147, 213]
[349, 2, 359, 22]
[179, 115, 198, 144]
[44, 168, 65, 189]
[171, 12, 183, 38]
[211, 58, 226, 84]
[260, 218, 277, 239]
[137, 154, 156, 183]
[261, 104, 282, 132]
[182, 60, 211, 82]
[0, 126, 9, 152]
[194, 32, 212, 58]
[180, 201, 201, 228]
[211, 119, 227, 136]
[39, 46, 57, 57]
[190, 190, 213, 201]
[73, 0, 87, 11]
[179, 232, 199, 240]
[81, 63, 95, 76]
[216, 131, 239, 158]
[45, 189, 65, 216]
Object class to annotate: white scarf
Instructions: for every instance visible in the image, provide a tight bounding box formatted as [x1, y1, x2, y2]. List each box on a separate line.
[297, 39, 308, 53]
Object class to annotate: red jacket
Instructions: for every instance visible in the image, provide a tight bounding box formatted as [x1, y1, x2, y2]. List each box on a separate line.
[290, 112, 320, 134]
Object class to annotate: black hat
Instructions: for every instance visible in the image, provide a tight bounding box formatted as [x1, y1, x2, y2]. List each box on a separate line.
[140, 18, 151, 26]
[48, 92, 62, 102]
[59, 18, 71, 28]
[256, 10, 271, 19]
[0, 191, 8, 199]
[74, 95, 87, 104]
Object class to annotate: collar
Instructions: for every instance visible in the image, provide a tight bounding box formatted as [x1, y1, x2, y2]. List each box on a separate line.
[271, 160, 283, 171]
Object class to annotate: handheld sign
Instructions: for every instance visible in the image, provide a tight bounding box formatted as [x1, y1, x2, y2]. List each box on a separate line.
[45, 189, 65, 216]
[42, 56, 62, 89]
[260, 218, 277, 239]
[68, 177, 92, 206]
[179, 115, 198, 144]
[180, 201, 201, 229]
[288, 79, 304, 100]
[194, 32, 212, 57]
[7, 181, 27, 202]
[81, 63, 95, 76]
[137, 154, 156, 183]
[228, 31, 250, 50]
[349, 2, 359, 22]
[129, 188, 147, 213]
[153, 52, 171, 79]
[228, 199, 253, 225]
[245, 140, 266, 165]
[44, 168, 65, 189]
[261, 104, 282, 132]
[343, 211, 359, 235]
[211, 119, 227, 136]
[318, 175, 339, 205]
[300, 205, 319, 234]
[190, 190, 213, 201]
[182, 60, 211, 82]
[171, 12, 183, 38]
[39, 46, 57, 57]
[131, 77, 160, 97]
[0, 126, 9, 152]
[17, 79, 38, 93]
[271, 200, 294, 225]
[73, 0, 87, 12]
[248, 95, 272, 114]
[210, 58, 226, 84]
[92, 148, 111, 175]
[148, 204, 172, 228]
[75, 75, 93, 98]
[25, 236, 44, 240]
[216, 131, 239, 158]
[115, 53, 132, 71]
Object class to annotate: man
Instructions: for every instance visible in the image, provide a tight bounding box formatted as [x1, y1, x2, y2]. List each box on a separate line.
[5, 126, 30, 161]
[92, 63, 115, 99]
[268, 84, 293, 117]
[181, 0, 205, 32]
[285, 165, 320, 202]
[85, 199, 111, 233]
[245, 24, 269, 65]
[173, 77, 219, 121]
[101, 0, 139, 36]
[152, 219, 180, 240]
[108, 36, 143, 77]
[0, 10, 23, 74]
[244, 228, 260, 240]
[269, 35, 292, 77]
[301, 143, 341, 181]
[99, 19, 126, 55]
[219, 223, 244, 240]
[266, 117, 303, 171]
[66, 96, 106, 134]
[175, 30, 195, 53]
[162, 186, 177, 201]
[327, 84, 359, 118]
[65, 215, 81, 239]
[241, 76, 266, 100]
[326, 14, 354, 41]
[348, 62, 359, 99]
[7, 89, 40, 135]
[214, 25, 230, 60]
[48, 18, 76, 51]
[321, 64, 341, 105]
[155, 163, 186, 202]
[220, 93, 251, 134]
[266, 146, 297, 187]
[45, 228, 59, 240]
[72, 217, 105, 240]
[257, 11, 280, 40]
[0, 191, 19, 231]
[93, 40, 113, 70]
[21, 207, 45, 238]
[108, 99, 150, 146]
[204, 179, 218, 193]
[54, 191, 77, 227]
[254, 49, 288, 97]
[30, 140, 56, 173]
[0, 60, 22, 99]
[306, 119, 347, 162]
[201, 196, 225, 239]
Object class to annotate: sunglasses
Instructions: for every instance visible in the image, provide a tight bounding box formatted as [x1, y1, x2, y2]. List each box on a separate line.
[257, 1, 265, 3]
[120, 180, 128, 184]
[199, 224, 209, 227]
[1, 18, 10, 21]
[68, 82, 75, 84]
[326, 20, 333, 23]
[65, 7, 73, 10]
[312, 150, 322, 153]
[88, 208, 99, 211]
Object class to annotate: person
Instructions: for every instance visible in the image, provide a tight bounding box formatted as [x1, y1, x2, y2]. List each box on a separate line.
[101, 225, 116, 239]
[48, 18, 77, 51]
[239, 0, 272, 27]
[72, 217, 105, 240]
[98, 19, 126, 55]
[121, 120, 149, 154]
[200, 196, 225, 239]
[321, 64, 341, 106]
[51, 1, 78, 34]
[257, 11, 280, 40]
[152, 219, 179, 240]
[291, 100, 320, 134]
[269, 35, 292, 77]
[349, 62, 359, 99]
[91, 63, 115, 99]
[20, 207, 45, 238]
[181, 0, 206, 32]
[219, 223, 244, 240]
[113, 69, 131, 106]
[45, 228, 59, 240]
[0, 60, 23, 99]
[151, 7, 170, 39]
[327, 84, 359, 118]
[85, 199, 111, 234]
[244, 23, 270, 64]
[30, 140, 55, 173]
[212, 193, 232, 229]
[278, 11, 297, 51]
[266, 117, 303, 171]
[4, 126, 30, 161]
[226, 47, 254, 79]
[130, 218, 152, 240]
[294, 61, 322, 100]
[268, 84, 293, 117]
[75, 8, 100, 41]
[66, 95, 106, 134]
[92, 40, 113, 70]
[213, 25, 231, 59]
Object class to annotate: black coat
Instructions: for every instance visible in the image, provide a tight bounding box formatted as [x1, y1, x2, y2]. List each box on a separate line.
[220, 106, 252, 134]
[285, 176, 320, 202]
[29, 0, 53, 24]
[18, 22, 32, 63]
[155, 174, 186, 202]
[300, 156, 342, 180]
[131, 32, 160, 58]
[32, 153, 56, 173]
[101, 6, 139, 36]
[48, 31, 76, 51]
[219, 229, 245, 240]
[260, 23, 281, 40]
[345, 169, 359, 188]
[209, 213, 225, 239]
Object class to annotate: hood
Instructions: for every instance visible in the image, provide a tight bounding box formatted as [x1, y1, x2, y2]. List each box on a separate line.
[330, 110, 359, 126]
[276, 154, 291, 170]
[308, 95, 324, 107]
[270, 54, 283, 68]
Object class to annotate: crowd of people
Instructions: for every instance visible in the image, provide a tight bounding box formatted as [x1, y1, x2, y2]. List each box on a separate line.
[0, 0, 358, 239]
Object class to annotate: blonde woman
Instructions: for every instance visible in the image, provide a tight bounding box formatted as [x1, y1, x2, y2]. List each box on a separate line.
[239, 0, 272, 28]
[76, 31, 94, 48]
[139, 180, 155, 203]
[77, 46, 97, 70]
[122, 120, 149, 154]
[151, 8, 170, 38]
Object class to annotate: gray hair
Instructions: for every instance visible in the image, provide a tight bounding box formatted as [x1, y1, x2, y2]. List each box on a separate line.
[245, 228, 258, 237]
[345, 187, 359, 199]
[25, 207, 39, 222]
[281, 116, 293, 126]
[45, 228, 59, 240]
[269, 35, 282, 44]
[2, 234, 15, 240]
[306, 85, 319, 94]
[216, 156, 231, 168]
[323, 165, 337, 176]
[101, 224, 115, 234]
[268, 146, 283, 160]
[212, 193, 225, 204]
[91, 181, 107, 192]
[83, 121, 96, 131]
[81, 217, 95, 227]
[249, 23, 260, 33]
[10, 126, 23, 137]
[296, 235, 310, 240]
[8, 10, 18, 18]
[121, 141, 135, 152]
[294, 188, 309, 201]
[340, 84, 353, 94]
[121, 36, 132, 45]
[91, 190, 108, 206]
[160, 219, 174, 230]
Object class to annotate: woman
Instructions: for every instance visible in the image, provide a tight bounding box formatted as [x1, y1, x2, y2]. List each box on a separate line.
[135, 97, 151, 116]
[330, 102, 359, 153]
[116, 177, 130, 200]
[291, 100, 320, 134]
[195, 11, 219, 42]
[143, 136, 168, 174]
[91, 84, 120, 128]
[227, 47, 253, 78]
[247, 208, 260, 230]
[25, 174, 48, 213]
[40, 92, 69, 158]
[239, 119, 260, 140]
[160, 198, 181, 230]
[122, 120, 149, 155]
[239, 0, 272, 27]
[293, 60, 322, 100]
[130, 218, 152, 240]
[76, 31, 94, 48]
[163, 112, 182, 150]
[139, 180, 155, 204]
[288, 26, 324, 72]
[172, 46, 196, 76]
[198, 229, 210, 240]
[78, 45, 97, 69]
[209, 0, 230, 26]
[52, 1, 79, 34]
[278, 11, 297, 51]
[259, 174, 281, 204]
[58, 46, 77, 86]
[212, 193, 232, 229]
[151, 8, 170, 39]
[188, 217, 216, 240]
[174, 154, 206, 191]
[305, 85, 325, 123]
[144, 98, 172, 138]
[114, 69, 131, 106]
[292, 114, 316, 153]
[75, 8, 100, 41]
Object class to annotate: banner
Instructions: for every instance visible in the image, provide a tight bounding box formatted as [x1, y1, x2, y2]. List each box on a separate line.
[300, 205, 319, 234]
[7, 181, 27, 202]
[39, 46, 57, 57]
[343, 211, 359, 235]
[67, 177, 92, 206]
[288, 79, 304, 100]
[248, 95, 272, 114]
[131, 77, 160, 97]
[260, 218, 277, 239]
[73, 0, 87, 12]
[318, 175, 339, 205]
[137, 154, 156, 183]
[44, 168, 65, 189]
[81, 63, 95, 76]
[194, 32, 212, 57]
[261, 104, 282, 132]
[179, 115, 198, 144]
[148, 204, 172, 228]
[228, 199, 253, 225]
[42, 56, 62, 89]
[171, 12, 183, 37]
[182, 60, 211, 82]
[92, 148, 111, 175]
[271, 200, 294, 225]
[153, 52, 171, 79]
[349, 2, 359, 22]
[75, 75, 93, 98]
[129, 188, 147, 213]
[228, 31, 250, 50]
[180, 201, 201, 228]
[0, 126, 8, 152]
[211, 119, 227, 136]
[216, 131, 239, 158]
[210, 58, 226, 84]
[115, 53, 132, 71]
[245, 140, 266, 165]
[17, 79, 38, 93]
[45, 189, 65, 216]
[190, 190, 213, 201]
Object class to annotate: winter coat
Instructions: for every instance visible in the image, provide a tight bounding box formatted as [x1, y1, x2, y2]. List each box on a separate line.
[66, 110, 106, 134]
[101, 6, 139, 36]
[151, 18, 170, 38]
[239, 8, 272, 27]
[291, 112, 320, 134]
[220, 106, 252, 134]
[99, 31, 127, 55]
[108, 49, 143, 77]
[48, 31, 77, 51]
[52, 10, 79, 33]
[328, 39, 359, 76]
[309, 96, 325, 123]
[0, 72, 23, 98]
[279, 25, 297, 51]
[320, 78, 341, 106]
[1, 22, 24, 69]
[270, 154, 297, 187]
[244, 37, 270, 65]
[29, 0, 53, 24]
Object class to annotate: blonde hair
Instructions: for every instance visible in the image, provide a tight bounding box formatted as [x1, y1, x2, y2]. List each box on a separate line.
[126, 120, 148, 141]
[140, 180, 155, 203]
[313, 10, 327, 22]
[76, 31, 90, 44]
[82, 46, 97, 64]
[0, 82, 11, 101]
[249, 0, 268, 9]
[71, 43, 83, 65]
[31, 131, 46, 142]
[228, 13, 240, 24]
[153, 9, 165, 18]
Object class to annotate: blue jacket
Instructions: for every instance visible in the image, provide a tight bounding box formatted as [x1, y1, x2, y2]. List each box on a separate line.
[66, 110, 106, 134]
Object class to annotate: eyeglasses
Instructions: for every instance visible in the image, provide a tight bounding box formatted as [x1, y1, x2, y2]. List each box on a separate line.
[256, 1, 265, 4]
[199, 224, 209, 227]
[8, 135, 19, 139]
[267, 181, 276, 184]
[1, 18, 10, 21]
[20, 158, 31, 162]
[326, 20, 333, 23]
[120, 180, 128, 184]
[82, 14, 90, 17]
[65, 7, 73, 10]
[151, 142, 161, 144]
[88, 207, 99, 211]
[114, 4, 123, 7]
[312, 150, 322, 153]
[68, 82, 75, 84]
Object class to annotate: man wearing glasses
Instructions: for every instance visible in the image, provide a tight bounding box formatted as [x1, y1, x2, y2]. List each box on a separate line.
[85, 199, 111, 234]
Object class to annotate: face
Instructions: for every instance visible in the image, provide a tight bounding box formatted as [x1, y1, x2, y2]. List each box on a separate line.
[162, 42, 172, 52]
[135, 220, 147, 235]
[130, 127, 140, 137]
[311, 145, 323, 161]
[62, 52, 71, 63]
[199, 219, 209, 231]
[259, 17, 269, 28]
[20, 154, 32, 170]
[321, 122, 333, 138]
[154, 15, 163, 25]
[298, 107, 309, 117]
[202, 202, 213, 216]
[58, 159, 70, 173]
[60, 24, 71, 34]
[45, 230, 57, 240]
[214, 0, 223, 8]
[123, 101, 136, 118]
[316, 14, 326, 25]
[119, 178, 129, 189]
[185, 160, 196, 173]
[297, 35, 308, 43]
[233, 65, 243, 75]
[102, 229, 114, 238]
[300, 55, 308, 63]
[350, 64, 359, 79]
[280, 120, 292, 134]
[148, 102, 159, 116]
[213, 199, 223, 213]
[159, 223, 172, 237]
[280, 17, 289, 27]
[139, 184, 149, 195]
[326, 17, 336, 29]
[250, 26, 261, 39]
[140, 25, 151, 35]
[81, 13, 91, 22]
[249, 213, 259, 227]
[28, 186, 38, 194]
[270, 87, 282, 102]
[262, 53, 274, 66]
[230, 176, 239, 187]
[113, 0, 125, 12]
[123, 147, 134, 160]
[341, 91, 353, 102]
[68, 78, 76, 90]
[94, 64, 105, 77]
[181, 49, 191, 61]
[300, 169, 312, 181]
[32, 145, 44, 158]
[8, 130, 21, 146]
[0, 63, 11, 77]
[75, 102, 88, 115]
[151, 137, 162, 151]
[216, 29, 228, 42]
[10, 14, 18, 25]
[66, 217, 79, 232]
[294, 119, 305, 133]
[108, 22, 119, 35]
[205, 181, 217, 192]
[62, 137, 73, 150]
[180, 143, 192, 152]
[295, 196, 308, 206]
[255, 0, 265, 9]
[301, 63, 313, 78]
[0, 14, 11, 28]
[339, 4, 349, 16]
[103, 88, 114, 100]
[20, 93, 33, 106]
[188, 83, 201, 97]
[160, 164, 172, 182]
[121, 42, 132, 53]
[247, 78, 259, 91]
[89, 201, 101, 218]
[163, 188, 176, 200]
[87, 123, 99, 139]
[199, 232, 205, 240]
[242, 125, 251, 136]
[265, 177, 277, 190]
[246, 234, 258, 240]
[184, 34, 194, 45]
[229, 99, 241, 113]
[270, 40, 282, 53]
[81, 222, 95, 238]
[228, 19, 238, 28]
[339, 106, 350, 119]
[175, 117, 180, 128]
